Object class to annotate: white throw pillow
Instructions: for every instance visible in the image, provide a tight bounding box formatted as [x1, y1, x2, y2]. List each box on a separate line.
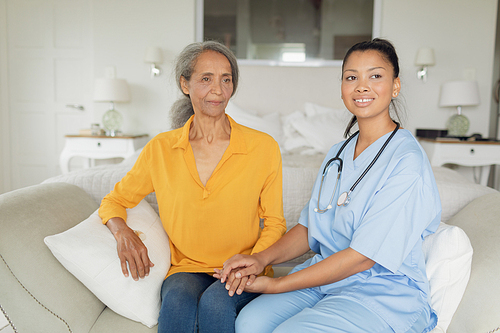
[422, 222, 473, 332]
[44, 200, 170, 328]
[225, 101, 284, 146]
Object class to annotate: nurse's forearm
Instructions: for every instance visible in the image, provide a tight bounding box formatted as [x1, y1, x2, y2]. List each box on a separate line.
[219, 224, 310, 285]
[268, 247, 375, 294]
[256, 224, 310, 267]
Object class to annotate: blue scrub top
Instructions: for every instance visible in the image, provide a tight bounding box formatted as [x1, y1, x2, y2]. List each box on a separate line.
[293, 129, 441, 333]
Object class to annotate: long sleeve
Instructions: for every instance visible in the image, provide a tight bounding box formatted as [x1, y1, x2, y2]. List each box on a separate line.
[252, 141, 286, 254]
[99, 145, 155, 224]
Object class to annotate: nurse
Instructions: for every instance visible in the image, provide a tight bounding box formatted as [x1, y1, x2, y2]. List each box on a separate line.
[216, 38, 441, 333]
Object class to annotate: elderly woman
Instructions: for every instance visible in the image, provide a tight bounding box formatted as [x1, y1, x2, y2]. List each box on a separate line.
[98, 41, 286, 333]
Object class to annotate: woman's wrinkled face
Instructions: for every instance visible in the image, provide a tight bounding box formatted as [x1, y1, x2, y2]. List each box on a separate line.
[181, 50, 233, 119]
[341, 50, 400, 122]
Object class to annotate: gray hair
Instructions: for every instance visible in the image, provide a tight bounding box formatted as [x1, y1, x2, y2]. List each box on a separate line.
[170, 41, 239, 129]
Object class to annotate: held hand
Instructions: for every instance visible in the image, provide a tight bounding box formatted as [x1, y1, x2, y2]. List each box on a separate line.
[213, 268, 248, 296]
[220, 268, 256, 297]
[107, 217, 154, 281]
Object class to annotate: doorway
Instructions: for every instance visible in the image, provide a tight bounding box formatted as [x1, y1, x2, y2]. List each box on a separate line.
[1, 0, 93, 192]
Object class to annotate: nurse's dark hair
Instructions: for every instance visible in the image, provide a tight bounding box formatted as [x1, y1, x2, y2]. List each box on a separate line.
[342, 38, 405, 137]
[170, 41, 239, 129]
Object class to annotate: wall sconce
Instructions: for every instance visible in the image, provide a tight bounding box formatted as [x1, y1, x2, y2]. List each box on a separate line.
[415, 47, 435, 82]
[439, 80, 480, 137]
[144, 47, 163, 78]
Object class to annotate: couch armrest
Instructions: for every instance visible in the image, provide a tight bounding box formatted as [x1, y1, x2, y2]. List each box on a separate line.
[446, 192, 500, 333]
[0, 183, 103, 332]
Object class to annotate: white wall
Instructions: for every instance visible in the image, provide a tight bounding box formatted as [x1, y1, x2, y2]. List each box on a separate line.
[1, 0, 498, 192]
[88, 0, 499, 139]
[90, 0, 197, 137]
[232, 0, 498, 138]
[380, 0, 497, 137]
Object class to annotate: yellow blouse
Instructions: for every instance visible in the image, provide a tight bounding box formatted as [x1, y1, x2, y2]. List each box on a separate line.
[99, 115, 286, 277]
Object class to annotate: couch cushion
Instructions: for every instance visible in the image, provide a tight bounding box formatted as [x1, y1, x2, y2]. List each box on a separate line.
[44, 199, 170, 328]
[446, 192, 500, 333]
[89, 307, 157, 333]
[0, 183, 103, 332]
[432, 167, 497, 222]
[43, 164, 159, 214]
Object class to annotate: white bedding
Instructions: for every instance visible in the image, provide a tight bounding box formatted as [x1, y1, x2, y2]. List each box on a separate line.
[282, 151, 326, 169]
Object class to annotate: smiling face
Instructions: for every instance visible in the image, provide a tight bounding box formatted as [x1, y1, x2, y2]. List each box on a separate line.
[341, 50, 401, 123]
[180, 50, 234, 119]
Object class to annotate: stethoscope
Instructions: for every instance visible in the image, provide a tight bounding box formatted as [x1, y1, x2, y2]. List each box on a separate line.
[314, 122, 400, 213]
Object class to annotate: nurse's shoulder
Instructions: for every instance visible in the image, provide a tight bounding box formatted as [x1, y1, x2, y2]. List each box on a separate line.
[391, 130, 429, 169]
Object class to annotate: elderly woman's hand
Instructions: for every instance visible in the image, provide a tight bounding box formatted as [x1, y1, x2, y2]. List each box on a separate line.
[106, 217, 154, 281]
[214, 267, 256, 296]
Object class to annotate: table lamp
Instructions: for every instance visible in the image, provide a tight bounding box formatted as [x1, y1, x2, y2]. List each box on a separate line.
[439, 80, 480, 137]
[93, 78, 131, 136]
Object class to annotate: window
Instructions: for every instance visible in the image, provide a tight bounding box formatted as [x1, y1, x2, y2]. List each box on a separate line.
[197, 0, 380, 66]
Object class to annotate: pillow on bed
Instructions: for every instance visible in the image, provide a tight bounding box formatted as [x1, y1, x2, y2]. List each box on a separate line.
[282, 110, 313, 152]
[44, 200, 170, 328]
[422, 222, 473, 332]
[285, 103, 348, 154]
[225, 101, 284, 147]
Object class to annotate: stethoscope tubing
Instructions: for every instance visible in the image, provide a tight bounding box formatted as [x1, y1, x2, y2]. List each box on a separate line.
[315, 122, 400, 213]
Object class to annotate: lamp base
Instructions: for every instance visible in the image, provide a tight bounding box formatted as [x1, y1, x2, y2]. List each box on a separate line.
[102, 108, 123, 137]
[447, 114, 469, 137]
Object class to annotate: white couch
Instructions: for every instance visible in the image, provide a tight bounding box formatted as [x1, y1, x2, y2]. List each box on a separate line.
[38, 150, 500, 331]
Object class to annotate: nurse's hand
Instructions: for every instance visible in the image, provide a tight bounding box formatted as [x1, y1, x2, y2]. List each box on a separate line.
[243, 276, 279, 294]
[217, 253, 266, 283]
[106, 217, 154, 281]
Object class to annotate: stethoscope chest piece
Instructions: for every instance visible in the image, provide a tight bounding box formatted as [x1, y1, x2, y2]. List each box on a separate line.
[337, 191, 350, 206]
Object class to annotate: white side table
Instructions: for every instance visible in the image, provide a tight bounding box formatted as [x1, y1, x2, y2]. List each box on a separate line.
[60, 134, 149, 174]
[419, 138, 500, 186]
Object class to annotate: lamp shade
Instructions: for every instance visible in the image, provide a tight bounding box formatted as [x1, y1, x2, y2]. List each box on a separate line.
[93, 78, 130, 102]
[439, 80, 480, 107]
[415, 47, 435, 66]
[144, 47, 163, 64]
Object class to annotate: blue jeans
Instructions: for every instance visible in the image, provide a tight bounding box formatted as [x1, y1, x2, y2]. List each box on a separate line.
[158, 272, 260, 333]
